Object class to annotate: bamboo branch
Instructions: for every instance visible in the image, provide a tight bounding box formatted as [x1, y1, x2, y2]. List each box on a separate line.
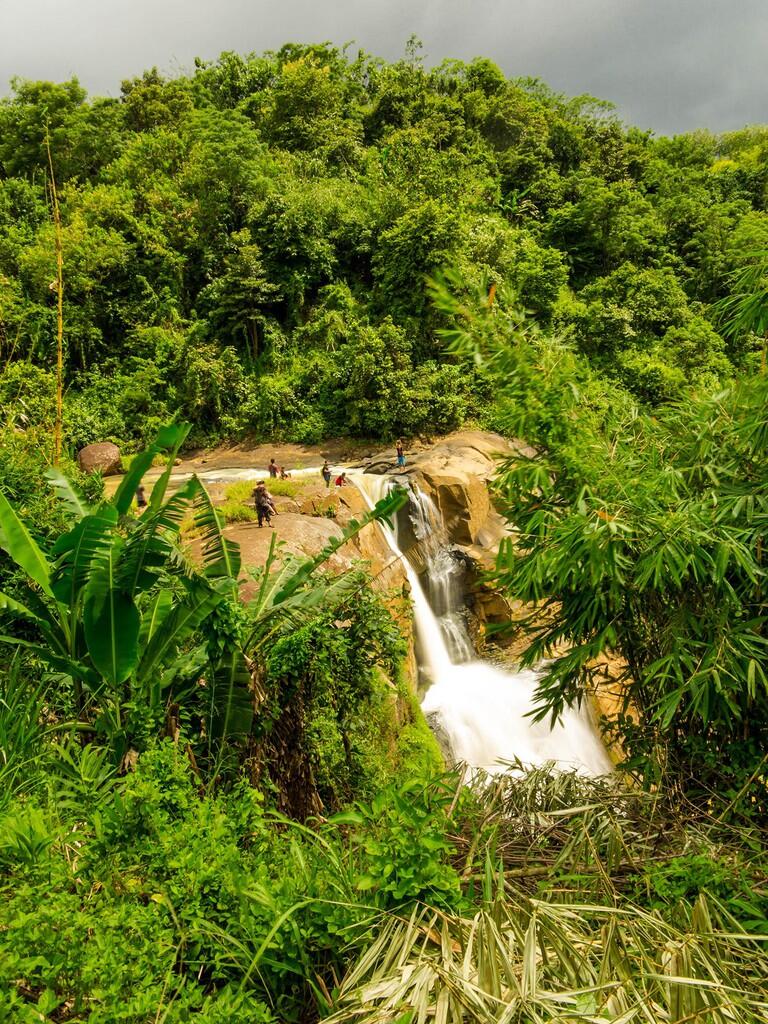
[45, 129, 64, 465]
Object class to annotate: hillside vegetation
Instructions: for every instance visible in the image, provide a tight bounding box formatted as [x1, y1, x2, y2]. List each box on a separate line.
[1, 42, 767, 450]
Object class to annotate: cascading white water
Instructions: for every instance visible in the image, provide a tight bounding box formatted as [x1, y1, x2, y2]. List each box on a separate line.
[352, 472, 613, 777]
[406, 488, 474, 663]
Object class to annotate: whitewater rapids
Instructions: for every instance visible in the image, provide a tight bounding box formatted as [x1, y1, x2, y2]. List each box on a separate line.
[351, 471, 613, 778]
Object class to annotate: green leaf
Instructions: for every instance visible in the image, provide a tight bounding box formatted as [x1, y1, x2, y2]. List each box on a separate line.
[207, 650, 253, 742]
[82, 537, 141, 686]
[192, 479, 241, 587]
[271, 488, 407, 606]
[136, 579, 221, 685]
[44, 467, 92, 520]
[50, 507, 118, 608]
[0, 636, 101, 688]
[119, 476, 200, 597]
[148, 423, 192, 511]
[0, 489, 53, 596]
[138, 589, 175, 649]
[0, 590, 43, 624]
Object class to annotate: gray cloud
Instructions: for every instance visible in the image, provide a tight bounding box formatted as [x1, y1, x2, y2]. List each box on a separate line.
[1, 0, 766, 134]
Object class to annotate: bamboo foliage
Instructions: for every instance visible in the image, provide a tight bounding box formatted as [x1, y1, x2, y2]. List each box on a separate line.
[428, 272, 768, 779]
[326, 894, 768, 1023]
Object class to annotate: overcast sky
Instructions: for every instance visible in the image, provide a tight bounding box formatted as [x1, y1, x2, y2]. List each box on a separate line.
[0, 0, 765, 136]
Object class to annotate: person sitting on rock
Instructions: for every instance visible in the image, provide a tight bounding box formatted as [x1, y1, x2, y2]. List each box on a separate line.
[252, 481, 277, 528]
[268, 458, 278, 478]
[279, 465, 291, 479]
[335, 472, 347, 487]
[135, 484, 147, 511]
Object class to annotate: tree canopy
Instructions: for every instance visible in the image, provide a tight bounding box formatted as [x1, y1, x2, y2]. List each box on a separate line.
[1, 44, 766, 449]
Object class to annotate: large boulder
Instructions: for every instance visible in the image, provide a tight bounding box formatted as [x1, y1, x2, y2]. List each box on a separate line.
[77, 442, 122, 476]
[405, 430, 523, 548]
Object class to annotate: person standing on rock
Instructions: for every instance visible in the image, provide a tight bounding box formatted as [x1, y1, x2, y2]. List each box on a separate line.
[396, 440, 406, 468]
[321, 461, 332, 487]
[268, 458, 278, 478]
[253, 481, 276, 528]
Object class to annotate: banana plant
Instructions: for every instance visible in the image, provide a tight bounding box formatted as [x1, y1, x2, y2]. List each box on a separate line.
[0, 424, 245, 758]
[0, 425, 408, 763]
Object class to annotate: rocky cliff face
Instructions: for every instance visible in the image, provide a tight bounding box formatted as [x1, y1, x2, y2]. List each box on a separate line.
[370, 430, 527, 649]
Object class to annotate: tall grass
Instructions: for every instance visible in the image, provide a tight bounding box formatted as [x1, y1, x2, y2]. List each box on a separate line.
[0, 662, 51, 811]
[224, 478, 305, 502]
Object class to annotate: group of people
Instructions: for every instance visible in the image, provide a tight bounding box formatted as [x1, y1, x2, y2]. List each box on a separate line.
[254, 441, 406, 526]
[135, 442, 408, 523]
[321, 462, 347, 488]
[268, 458, 290, 479]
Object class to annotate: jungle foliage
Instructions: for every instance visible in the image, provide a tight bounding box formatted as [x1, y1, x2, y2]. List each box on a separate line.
[0, 743, 766, 1022]
[1, 45, 767, 448]
[433, 273, 768, 815]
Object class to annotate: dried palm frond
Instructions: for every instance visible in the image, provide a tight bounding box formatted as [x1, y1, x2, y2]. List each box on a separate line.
[326, 892, 768, 1024]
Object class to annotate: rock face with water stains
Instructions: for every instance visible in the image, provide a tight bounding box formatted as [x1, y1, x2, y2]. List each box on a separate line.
[401, 431, 524, 547]
[396, 431, 524, 646]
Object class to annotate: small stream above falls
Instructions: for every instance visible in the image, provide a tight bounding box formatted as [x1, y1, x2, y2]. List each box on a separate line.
[351, 472, 613, 778]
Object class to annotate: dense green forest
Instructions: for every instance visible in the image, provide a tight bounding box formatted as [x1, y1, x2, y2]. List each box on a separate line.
[1, 42, 767, 450]
[1, 42, 768, 1023]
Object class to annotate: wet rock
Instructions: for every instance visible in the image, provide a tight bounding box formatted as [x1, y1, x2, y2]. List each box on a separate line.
[363, 460, 394, 475]
[77, 442, 122, 476]
[403, 430, 523, 548]
[425, 710, 454, 765]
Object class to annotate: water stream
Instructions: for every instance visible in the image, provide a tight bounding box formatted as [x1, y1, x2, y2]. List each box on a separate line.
[351, 472, 613, 777]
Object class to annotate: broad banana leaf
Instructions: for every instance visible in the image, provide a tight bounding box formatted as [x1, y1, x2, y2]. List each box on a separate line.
[136, 578, 222, 685]
[50, 506, 119, 609]
[0, 590, 44, 625]
[44, 467, 92, 520]
[0, 489, 53, 597]
[138, 589, 175, 650]
[192, 481, 241, 587]
[207, 650, 254, 742]
[82, 536, 141, 686]
[147, 423, 192, 511]
[112, 423, 190, 515]
[119, 477, 200, 596]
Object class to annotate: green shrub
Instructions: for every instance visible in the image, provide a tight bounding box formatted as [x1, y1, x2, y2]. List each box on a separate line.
[347, 778, 463, 909]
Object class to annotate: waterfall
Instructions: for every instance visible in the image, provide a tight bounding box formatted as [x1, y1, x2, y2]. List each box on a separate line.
[352, 472, 613, 778]
[402, 487, 474, 663]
